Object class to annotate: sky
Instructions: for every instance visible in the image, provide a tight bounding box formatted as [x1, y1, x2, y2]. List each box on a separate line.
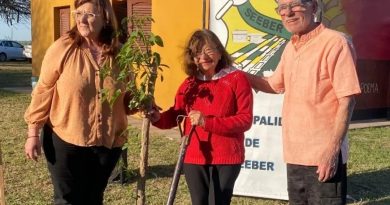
[0, 19, 31, 42]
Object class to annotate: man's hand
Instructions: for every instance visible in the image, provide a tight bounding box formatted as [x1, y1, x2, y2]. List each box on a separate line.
[244, 73, 277, 93]
[316, 146, 339, 182]
[316, 96, 355, 182]
[25, 137, 42, 162]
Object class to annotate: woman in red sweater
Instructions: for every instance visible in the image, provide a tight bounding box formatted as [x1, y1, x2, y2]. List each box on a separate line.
[151, 29, 253, 205]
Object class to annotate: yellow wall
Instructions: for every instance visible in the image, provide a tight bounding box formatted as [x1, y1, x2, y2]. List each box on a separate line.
[152, 0, 204, 109]
[31, 0, 204, 109]
[31, 0, 74, 77]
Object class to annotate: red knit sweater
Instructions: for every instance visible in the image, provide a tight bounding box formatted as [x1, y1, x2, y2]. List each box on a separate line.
[153, 69, 253, 165]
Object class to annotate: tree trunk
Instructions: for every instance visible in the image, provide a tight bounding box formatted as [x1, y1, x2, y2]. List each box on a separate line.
[0, 145, 5, 205]
[136, 117, 151, 205]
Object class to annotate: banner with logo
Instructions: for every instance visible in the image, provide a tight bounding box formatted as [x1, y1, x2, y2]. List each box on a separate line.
[209, 0, 289, 200]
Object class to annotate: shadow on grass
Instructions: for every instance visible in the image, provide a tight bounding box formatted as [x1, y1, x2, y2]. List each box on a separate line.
[110, 165, 390, 204]
[0, 60, 31, 67]
[0, 69, 31, 87]
[348, 168, 390, 204]
[110, 164, 177, 185]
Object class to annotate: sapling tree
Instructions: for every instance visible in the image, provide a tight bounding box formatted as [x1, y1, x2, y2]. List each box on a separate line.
[101, 15, 167, 205]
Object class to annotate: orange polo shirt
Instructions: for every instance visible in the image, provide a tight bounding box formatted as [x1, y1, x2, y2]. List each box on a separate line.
[268, 24, 361, 166]
[24, 35, 128, 148]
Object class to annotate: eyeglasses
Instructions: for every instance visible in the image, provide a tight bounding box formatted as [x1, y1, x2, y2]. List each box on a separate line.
[193, 47, 218, 59]
[71, 10, 99, 20]
[275, 0, 312, 16]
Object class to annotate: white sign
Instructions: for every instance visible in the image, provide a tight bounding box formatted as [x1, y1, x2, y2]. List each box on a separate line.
[209, 0, 289, 200]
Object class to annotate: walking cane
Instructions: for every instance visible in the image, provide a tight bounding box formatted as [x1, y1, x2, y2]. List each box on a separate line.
[166, 120, 196, 205]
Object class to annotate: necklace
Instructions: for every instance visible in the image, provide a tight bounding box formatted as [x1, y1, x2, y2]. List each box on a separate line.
[89, 45, 104, 65]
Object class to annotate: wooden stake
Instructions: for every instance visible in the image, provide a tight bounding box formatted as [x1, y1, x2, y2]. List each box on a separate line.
[136, 117, 150, 205]
[0, 145, 6, 205]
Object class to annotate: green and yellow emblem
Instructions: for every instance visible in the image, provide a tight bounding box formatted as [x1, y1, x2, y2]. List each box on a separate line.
[215, 0, 289, 76]
[213, 0, 345, 76]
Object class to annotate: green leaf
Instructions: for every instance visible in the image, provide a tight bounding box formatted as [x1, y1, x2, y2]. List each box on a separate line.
[155, 35, 164, 47]
[148, 34, 156, 46]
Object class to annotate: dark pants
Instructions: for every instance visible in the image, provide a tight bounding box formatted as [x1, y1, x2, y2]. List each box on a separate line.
[183, 164, 241, 205]
[287, 154, 347, 205]
[42, 126, 122, 205]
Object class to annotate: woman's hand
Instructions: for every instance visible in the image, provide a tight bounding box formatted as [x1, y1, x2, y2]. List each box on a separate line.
[25, 136, 41, 161]
[188, 110, 205, 127]
[124, 92, 138, 115]
[148, 105, 161, 123]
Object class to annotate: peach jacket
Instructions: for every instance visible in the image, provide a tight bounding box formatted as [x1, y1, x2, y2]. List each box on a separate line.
[24, 35, 128, 148]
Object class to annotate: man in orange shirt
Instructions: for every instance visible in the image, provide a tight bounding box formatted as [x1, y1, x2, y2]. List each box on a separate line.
[246, 0, 361, 204]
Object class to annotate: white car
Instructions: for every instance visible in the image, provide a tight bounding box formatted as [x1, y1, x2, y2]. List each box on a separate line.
[0, 40, 26, 61]
[23, 45, 32, 62]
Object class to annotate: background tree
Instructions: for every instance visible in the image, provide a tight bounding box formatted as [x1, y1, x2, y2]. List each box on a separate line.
[0, 0, 30, 25]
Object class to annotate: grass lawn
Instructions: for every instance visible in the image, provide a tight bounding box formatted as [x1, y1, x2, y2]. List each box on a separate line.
[0, 61, 32, 88]
[0, 63, 389, 204]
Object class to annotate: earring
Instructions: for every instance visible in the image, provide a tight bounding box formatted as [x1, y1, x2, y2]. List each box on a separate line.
[313, 13, 320, 23]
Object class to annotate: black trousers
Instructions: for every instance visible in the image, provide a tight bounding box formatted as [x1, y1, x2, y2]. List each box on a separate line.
[183, 164, 241, 205]
[42, 126, 122, 205]
[287, 154, 347, 205]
